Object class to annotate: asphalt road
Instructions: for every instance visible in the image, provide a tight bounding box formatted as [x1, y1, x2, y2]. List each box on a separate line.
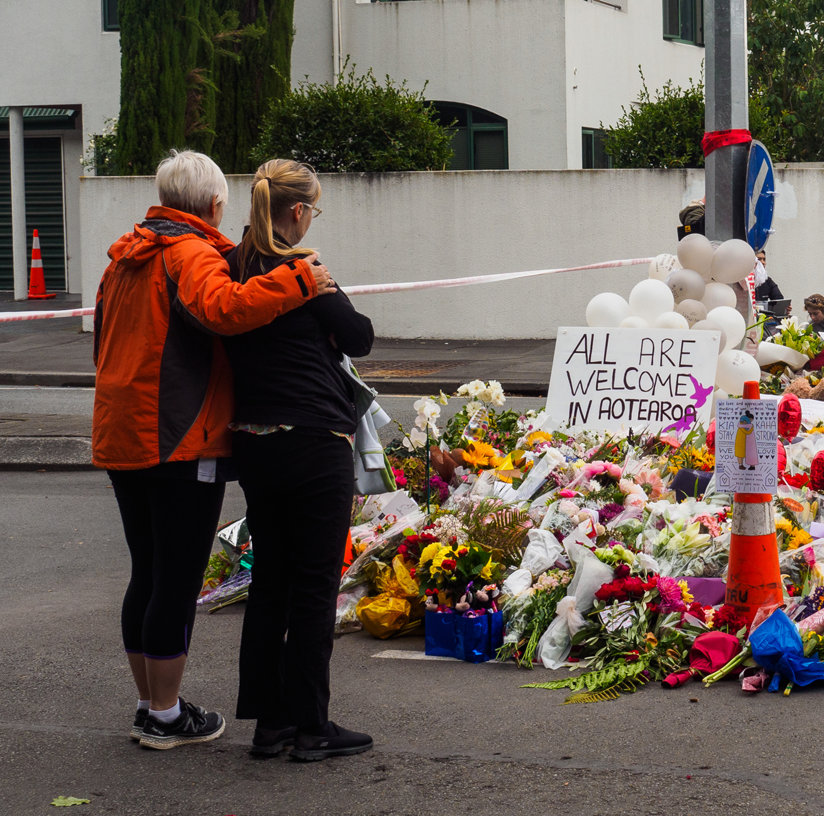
[3, 470, 824, 815]
[0, 386, 549, 447]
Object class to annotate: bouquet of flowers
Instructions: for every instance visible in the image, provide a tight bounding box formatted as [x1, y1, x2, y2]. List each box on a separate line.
[768, 316, 824, 359]
[415, 535, 504, 609]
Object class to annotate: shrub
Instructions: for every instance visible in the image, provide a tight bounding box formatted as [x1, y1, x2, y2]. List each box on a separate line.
[252, 64, 454, 172]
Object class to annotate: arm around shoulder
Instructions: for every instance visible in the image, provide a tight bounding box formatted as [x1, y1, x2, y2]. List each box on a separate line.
[173, 247, 319, 335]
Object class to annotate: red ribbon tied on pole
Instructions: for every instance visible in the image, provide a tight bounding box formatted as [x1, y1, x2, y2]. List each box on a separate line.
[701, 128, 752, 157]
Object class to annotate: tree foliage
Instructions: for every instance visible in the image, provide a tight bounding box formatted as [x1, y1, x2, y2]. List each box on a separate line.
[602, 73, 706, 168]
[748, 0, 824, 162]
[211, 1, 295, 173]
[604, 4, 824, 167]
[602, 71, 774, 169]
[116, 0, 293, 174]
[252, 65, 454, 172]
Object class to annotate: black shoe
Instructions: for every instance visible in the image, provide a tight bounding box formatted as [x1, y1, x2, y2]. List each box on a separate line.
[290, 721, 373, 762]
[130, 707, 149, 741]
[139, 697, 225, 750]
[250, 724, 297, 757]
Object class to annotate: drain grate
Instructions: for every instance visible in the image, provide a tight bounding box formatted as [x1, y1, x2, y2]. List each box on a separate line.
[356, 360, 459, 378]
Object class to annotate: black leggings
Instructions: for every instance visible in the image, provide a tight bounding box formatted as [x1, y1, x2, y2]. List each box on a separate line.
[109, 469, 225, 659]
[233, 428, 354, 731]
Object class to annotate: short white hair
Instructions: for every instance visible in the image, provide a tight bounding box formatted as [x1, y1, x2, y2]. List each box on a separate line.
[155, 149, 228, 218]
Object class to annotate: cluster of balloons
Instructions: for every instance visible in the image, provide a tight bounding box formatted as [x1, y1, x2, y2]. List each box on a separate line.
[585, 234, 761, 396]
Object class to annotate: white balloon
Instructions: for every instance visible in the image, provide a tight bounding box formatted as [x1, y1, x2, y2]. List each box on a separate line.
[649, 253, 681, 281]
[653, 311, 689, 330]
[706, 305, 746, 350]
[675, 299, 707, 326]
[667, 268, 706, 302]
[585, 292, 630, 327]
[702, 281, 738, 310]
[710, 239, 757, 284]
[628, 279, 674, 318]
[691, 320, 726, 353]
[620, 315, 650, 328]
[715, 349, 761, 396]
[677, 233, 714, 280]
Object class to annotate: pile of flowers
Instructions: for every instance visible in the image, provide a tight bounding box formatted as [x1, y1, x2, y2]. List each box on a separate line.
[201, 375, 824, 701]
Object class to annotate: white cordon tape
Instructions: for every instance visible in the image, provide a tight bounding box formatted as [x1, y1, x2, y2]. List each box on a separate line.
[0, 257, 653, 322]
[0, 306, 95, 323]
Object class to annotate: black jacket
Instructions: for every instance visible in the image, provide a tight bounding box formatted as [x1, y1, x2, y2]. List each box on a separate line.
[754, 277, 783, 301]
[222, 247, 374, 433]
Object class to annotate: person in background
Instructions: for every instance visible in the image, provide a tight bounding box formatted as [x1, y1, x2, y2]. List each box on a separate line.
[92, 149, 334, 751]
[753, 249, 785, 302]
[804, 294, 824, 333]
[223, 159, 375, 762]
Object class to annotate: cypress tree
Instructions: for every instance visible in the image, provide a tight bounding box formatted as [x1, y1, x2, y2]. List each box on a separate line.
[212, 1, 295, 173]
[116, 0, 218, 173]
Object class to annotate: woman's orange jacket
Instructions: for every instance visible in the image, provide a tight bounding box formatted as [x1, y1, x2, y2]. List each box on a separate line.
[92, 206, 318, 470]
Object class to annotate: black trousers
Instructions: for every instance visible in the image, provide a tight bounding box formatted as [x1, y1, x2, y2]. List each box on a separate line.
[233, 428, 353, 731]
[109, 469, 225, 659]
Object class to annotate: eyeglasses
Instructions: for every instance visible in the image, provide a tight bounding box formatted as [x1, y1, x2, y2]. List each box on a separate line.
[291, 202, 322, 219]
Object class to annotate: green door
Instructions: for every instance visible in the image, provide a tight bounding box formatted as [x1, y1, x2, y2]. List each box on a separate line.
[0, 137, 66, 291]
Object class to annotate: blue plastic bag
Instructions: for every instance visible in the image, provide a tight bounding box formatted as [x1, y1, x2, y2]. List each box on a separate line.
[424, 610, 503, 663]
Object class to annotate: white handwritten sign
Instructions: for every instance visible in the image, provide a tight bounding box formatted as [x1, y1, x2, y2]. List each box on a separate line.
[715, 398, 778, 494]
[546, 327, 720, 433]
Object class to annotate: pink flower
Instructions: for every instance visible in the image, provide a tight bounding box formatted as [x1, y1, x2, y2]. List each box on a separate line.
[558, 489, 578, 498]
[634, 468, 665, 499]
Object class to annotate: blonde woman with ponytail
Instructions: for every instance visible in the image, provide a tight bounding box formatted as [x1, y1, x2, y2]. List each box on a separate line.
[223, 159, 375, 761]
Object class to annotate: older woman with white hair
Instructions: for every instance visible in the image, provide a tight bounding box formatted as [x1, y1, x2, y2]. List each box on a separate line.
[92, 149, 335, 751]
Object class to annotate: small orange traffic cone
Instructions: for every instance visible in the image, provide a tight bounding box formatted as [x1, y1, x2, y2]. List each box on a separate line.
[724, 381, 783, 626]
[28, 229, 56, 300]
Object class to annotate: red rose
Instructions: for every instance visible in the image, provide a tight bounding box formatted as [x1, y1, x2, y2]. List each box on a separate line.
[625, 650, 640, 663]
[410, 568, 416, 578]
[441, 558, 457, 571]
[397, 544, 408, 555]
[622, 577, 646, 597]
[457, 547, 469, 556]
[614, 564, 631, 579]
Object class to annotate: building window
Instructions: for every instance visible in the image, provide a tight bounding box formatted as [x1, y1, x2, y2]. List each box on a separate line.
[432, 103, 508, 170]
[103, 0, 119, 31]
[663, 0, 703, 46]
[582, 128, 612, 169]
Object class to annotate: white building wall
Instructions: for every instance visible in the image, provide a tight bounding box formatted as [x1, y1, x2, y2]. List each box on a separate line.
[293, 0, 569, 169]
[564, 0, 705, 168]
[79, 167, 822, 338]
[0, 0, 120, 150]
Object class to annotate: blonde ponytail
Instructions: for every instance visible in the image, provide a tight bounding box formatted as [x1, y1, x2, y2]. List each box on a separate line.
[237, 160, 321, 281]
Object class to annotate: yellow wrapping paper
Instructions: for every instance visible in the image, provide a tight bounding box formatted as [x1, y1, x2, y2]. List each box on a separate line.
[355, 556, 424, 638]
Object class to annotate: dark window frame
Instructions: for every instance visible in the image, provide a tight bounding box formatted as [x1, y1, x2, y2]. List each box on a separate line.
[581, 128, 612, 169]
[663, 0, 704, 47]
[102, 0, 119, 31]
[433, 103, 508, 171]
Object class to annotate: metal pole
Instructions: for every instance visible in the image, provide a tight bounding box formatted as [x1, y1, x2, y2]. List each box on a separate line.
[704, 0, 749, 241]
[9, 106, 28, 300]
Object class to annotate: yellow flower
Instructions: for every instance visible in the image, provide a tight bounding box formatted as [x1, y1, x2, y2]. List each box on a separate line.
[787, 528, 813, 550]
[419, 542, 441, 565]
[479, 557, 495, 581]
[644, 633, 659, 649]
[462, 440, 501, 469]
[678, 580, 694, 604]
[526, 430, 554, 447]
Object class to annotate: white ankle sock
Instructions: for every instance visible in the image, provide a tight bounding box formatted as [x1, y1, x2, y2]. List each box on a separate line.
[137, 699, 150, 710]
[149, 700, 181, 723]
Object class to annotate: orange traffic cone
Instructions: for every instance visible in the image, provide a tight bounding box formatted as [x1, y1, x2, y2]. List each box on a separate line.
[28, 229, 56, 300]
[724, 381, 783, 626]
